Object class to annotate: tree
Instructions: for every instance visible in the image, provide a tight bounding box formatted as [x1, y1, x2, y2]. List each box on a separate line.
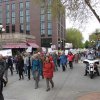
[65, 28, 83, 48]
[84, 40, 90, 48]
[34, 0, 100, 24]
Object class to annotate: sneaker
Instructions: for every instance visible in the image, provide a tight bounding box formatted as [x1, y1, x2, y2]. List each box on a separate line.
[46, 88, 50, 92]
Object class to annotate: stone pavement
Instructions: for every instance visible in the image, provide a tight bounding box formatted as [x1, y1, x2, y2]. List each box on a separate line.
[3, 63, 100, 100]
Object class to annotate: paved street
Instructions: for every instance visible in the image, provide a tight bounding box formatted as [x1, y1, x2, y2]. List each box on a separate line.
[3, 63, 100, 100]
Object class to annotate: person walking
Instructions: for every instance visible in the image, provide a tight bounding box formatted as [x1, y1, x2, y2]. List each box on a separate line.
[0, 55, 7, 100]
[43, 56, 54, 92]
[32, 54, 41, 89]
[17, 55, 24, 80]
[23, 54, 28, 76]
[27, 54, 32, 80]
[52, 52, 58, 71]
[8, 57, 13, 75]
[67, 52, 74, 69]
[59, 52, 67, 71]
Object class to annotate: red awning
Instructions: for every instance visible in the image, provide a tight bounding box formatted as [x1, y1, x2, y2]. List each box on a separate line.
[2, 43, 27, 49]
[28, 43, 39, 48]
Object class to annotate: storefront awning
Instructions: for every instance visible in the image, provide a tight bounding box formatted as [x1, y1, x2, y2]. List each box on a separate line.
[27, 42, 39, 48]
[2, 43, 27, 49]
[2, 42, 39, 49]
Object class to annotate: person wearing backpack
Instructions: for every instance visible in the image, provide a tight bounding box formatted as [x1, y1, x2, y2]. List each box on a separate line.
[43, 56, 54, 92]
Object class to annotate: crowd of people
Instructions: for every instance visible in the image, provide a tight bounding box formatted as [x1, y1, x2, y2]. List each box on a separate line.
[0, 49, 98, 100]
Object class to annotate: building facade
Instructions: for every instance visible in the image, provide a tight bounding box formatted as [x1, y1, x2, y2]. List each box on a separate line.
[0, 0, 66, 49]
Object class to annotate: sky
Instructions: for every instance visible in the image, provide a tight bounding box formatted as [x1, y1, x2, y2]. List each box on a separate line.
[65, 0, 100, 42]
[66, 16, 100, 42]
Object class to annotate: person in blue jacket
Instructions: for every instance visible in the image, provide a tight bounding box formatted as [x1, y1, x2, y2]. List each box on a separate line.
[59, 52, 67, 71]
[32, 54, 41, 89]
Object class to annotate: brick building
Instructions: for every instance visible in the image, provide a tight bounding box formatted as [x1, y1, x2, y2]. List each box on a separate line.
[0, 0, 66, 49]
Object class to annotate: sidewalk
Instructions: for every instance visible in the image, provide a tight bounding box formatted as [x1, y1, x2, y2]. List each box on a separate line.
[4, 63, 100, 100]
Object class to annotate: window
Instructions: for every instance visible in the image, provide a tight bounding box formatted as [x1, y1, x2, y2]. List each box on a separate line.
[47, 7, 51, 14]
[26, 10, 30, 16]
[6, 12, 10, 18]
[20, 24, 24, 33]
[41, 8, 45, 14]
[12, 17, 15, 24]
[41, 30, 45, 36]
[6, 4, 10, 11]
[6, 18, 10, 24]
[26, 16, 30, 23]
[48, 29, 52, 36]
[20, 11, 24, 16]
[26, 24, 30, 31]
[48, 13, 52, 21]
[41, 0, 45, 7]
[12, 12, 15, 17]
[0, 0, 2, 3]
[12, 25, 15, 33]
[20, 17, 23, 23]
[6, 25, 10, 33]
[20, 2, 23, 10]
[41, 14, 45, 21]
[12, 3, 15, 11]
[41, 22, 45, 29]
[0, 6, 2, 12]
[26, 24, 30, 34]
[26, 1, 30, 9]
[0, 18, 2, 24]
[48, 22, 52, 29]
[48, 0, 52, 6]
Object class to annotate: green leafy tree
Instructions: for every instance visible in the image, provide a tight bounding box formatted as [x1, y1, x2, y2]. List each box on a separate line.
[84, 40, 90, 48]
[65, 28, 83, 48]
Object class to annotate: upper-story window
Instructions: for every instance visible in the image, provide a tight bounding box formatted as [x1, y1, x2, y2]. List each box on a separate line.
[41, 14, 45, 21]
[26, 1, 30, 9]
[6, 12, 10, 18]
[20, 11, 24, 16]
[0, 6, 2, 13]
[0, 0, 2, 3]
[41, 7, 45, 14]
[48, 0, 52, 6]
[6, 4, 10, 11]
[20, 2, 24, 10]
[12, 12, 15, 18]
[26, 10, 30, 16]
[48, 13, 52, 21]
[12, 3, 15, 11]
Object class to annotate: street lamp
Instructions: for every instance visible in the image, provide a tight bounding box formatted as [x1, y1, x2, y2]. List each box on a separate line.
[0, 25, 5, 49]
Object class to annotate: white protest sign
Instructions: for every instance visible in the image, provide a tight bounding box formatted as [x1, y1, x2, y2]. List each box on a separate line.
[0, 49, 12, 56]
[26, 46, 32, 53]
[65, 50, 68, 55]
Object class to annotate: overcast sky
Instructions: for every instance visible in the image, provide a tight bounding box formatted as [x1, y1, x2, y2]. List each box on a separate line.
[66, 16, 100, 42]
[66, 0, 100, 42]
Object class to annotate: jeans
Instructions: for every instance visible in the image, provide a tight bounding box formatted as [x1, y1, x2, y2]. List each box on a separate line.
[46, 78, 54, 89]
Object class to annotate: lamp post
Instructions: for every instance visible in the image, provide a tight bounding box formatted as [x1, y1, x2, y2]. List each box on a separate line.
[0, 25, 5, 49]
